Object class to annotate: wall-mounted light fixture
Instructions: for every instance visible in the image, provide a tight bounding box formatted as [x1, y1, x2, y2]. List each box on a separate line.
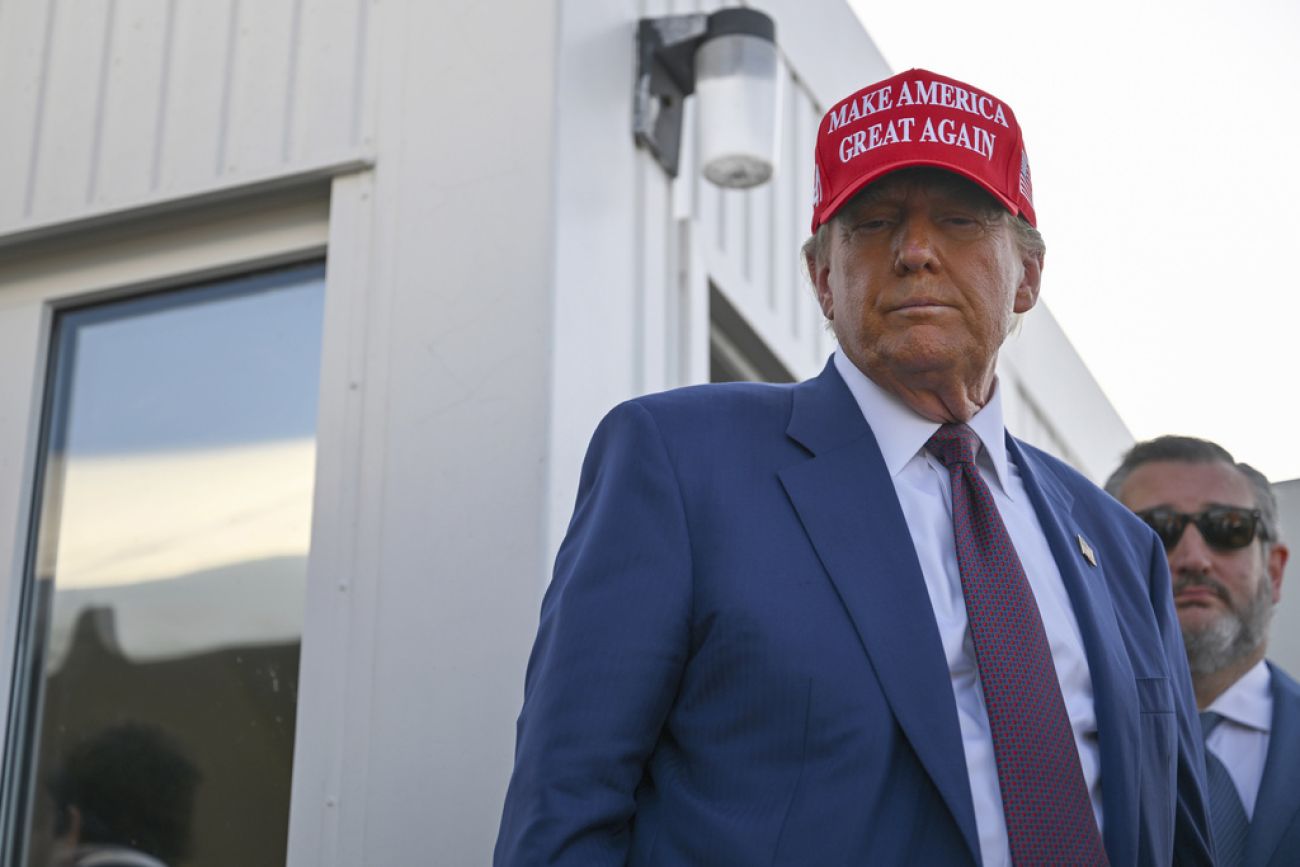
[633, 8, 777, 190]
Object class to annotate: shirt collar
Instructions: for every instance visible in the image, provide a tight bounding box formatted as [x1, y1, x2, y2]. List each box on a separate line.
[1206, 658, 1273, 733]
[833, 350, 1013, 498]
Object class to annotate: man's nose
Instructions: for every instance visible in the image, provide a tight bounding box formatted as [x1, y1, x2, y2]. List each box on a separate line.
[1168, 524, 1214, 576]
[893, 216, 940, 274]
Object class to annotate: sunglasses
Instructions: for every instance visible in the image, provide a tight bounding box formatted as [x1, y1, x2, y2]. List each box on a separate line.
[1136, 506, 1269, 551]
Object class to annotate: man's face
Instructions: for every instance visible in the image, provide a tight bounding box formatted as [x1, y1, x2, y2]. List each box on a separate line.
[1117, 460, 1287, 673]
[808, 169, 1041, 388]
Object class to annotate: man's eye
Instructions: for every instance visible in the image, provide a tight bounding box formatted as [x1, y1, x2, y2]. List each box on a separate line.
[941, 215, 986, 235]
[853, 218, 892, 232]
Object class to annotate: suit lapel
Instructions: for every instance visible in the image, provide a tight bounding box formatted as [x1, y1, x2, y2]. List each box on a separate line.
[1007, 438, 1140, 867]
[1245, 663, 1300, 866]
[778, 362, 981, 863]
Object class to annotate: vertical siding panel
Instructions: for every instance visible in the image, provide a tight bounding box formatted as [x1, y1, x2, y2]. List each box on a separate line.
[668, 95, 697, 387]
[84, 0, 117, 206]
[156, 0, 232, 195]
[641, 0, 696, 339]
[678, 5, 706, 385]
[93, 0, 169, 208]
[281, 0, 306, 162]
[222, 1, 296, 177]
[289, 0, 363, 164]
[804, 89, 836, 365]
[349, 0, 373, 147]
[707, 176, 723, 256]
[633, 108, 648, 393]
[0, 0, 51, 227]
[640, 156, 669, 395]
[771, 65, 796, 342]
[27, 0, 112, 221]
[722, 188, 744, 293]
[664, 211, 684, 387]
[683, 221, 710, 383]
[674, 86, 699, 224]
[792, 82, 819, 369]
[739, 188, 752, 283]
[149, 0, 177, 191]
[748, 175, 772, 310]
[799, 89, 820, 234]
[214, 0, 238, 175]
[759, 59, 785, 318]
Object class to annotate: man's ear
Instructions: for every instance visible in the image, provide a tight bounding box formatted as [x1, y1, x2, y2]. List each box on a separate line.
[1268, 542, 1289, 605]
[1013, 248, 1044, 315]
[806, 250, 834, 320]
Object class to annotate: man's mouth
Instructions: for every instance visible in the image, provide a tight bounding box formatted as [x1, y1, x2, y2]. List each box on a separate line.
[1172, 580, 1229, 608]
[891, 298, 950, 312]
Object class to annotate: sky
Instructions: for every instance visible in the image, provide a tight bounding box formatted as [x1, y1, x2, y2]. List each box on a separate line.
[846, 0, 1300, 483]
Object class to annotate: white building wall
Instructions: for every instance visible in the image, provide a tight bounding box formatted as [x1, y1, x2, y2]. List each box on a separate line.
[998, 305, 1134, 484]
[0, 0, 372, 241]
[286, 3, 561, 863]
[0, 1, 1136, 864]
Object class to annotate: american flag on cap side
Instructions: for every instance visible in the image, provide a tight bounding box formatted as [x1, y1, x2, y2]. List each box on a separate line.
[1019, 150, 1034, 206]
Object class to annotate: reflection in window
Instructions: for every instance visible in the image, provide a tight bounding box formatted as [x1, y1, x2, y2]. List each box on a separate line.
[5, 262, 326, 867]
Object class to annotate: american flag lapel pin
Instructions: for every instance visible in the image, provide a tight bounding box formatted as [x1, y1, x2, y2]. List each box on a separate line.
[1077, 534, 1097, 567]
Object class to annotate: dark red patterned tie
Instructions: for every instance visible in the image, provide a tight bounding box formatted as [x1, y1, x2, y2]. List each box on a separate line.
[926, 424, 1108, 866]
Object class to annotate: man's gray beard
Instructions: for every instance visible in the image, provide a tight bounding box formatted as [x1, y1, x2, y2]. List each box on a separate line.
[1182, 571, 1274, 676]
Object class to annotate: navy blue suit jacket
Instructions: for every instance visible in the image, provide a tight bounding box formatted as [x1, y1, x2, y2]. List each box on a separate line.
[1245, 663, 1300, 866]
[496, 360, 1213, 865]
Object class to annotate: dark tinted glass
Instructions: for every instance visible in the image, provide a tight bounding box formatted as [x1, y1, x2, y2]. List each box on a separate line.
[1137, 505, 1263, 551]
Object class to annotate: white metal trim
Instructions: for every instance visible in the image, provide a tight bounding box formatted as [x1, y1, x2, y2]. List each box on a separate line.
[0, 153, 371, 249]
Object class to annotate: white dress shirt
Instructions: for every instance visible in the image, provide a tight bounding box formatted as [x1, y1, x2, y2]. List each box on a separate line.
[833, 351, 1103, 867]
[1204, 658, 1273, 819]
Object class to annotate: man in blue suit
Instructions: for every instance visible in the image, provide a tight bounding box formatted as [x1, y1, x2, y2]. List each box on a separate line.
[497, 69, 1213, 865]
[1109, 436, 1298, 866]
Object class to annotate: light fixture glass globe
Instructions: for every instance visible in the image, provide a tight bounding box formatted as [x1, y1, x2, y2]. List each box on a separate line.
[694, 33, 777, 190]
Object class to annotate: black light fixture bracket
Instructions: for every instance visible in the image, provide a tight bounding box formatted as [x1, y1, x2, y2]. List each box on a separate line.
[633, 9, 776, 178]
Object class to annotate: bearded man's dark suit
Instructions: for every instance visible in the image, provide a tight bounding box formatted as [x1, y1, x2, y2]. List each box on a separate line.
[1243, 663, 1300, 866]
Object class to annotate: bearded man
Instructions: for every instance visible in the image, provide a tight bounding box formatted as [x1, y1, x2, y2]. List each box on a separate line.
[1108, 435, 1299, 866]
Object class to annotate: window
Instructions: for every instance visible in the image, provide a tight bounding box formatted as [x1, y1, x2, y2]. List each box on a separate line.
[5, 262, 326, 867]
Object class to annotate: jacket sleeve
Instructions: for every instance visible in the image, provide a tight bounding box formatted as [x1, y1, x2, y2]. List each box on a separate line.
[494, 401, 692, 866]
[1149, 531, 1218, 865]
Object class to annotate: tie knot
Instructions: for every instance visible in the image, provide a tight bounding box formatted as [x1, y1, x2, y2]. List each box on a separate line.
[926, 423, 981, 468]
[1200, 711, 1225, 738]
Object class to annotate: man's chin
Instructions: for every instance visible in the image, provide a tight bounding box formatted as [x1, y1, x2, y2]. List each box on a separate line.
[1175, 599, 1224, 624]
[873, 343, 970, 380]
[1181, 614, 1246, 675]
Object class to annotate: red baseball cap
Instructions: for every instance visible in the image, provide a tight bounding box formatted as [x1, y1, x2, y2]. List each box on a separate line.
[810, 68, 1036, 232]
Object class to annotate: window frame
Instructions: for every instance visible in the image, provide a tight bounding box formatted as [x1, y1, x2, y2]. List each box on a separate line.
[0, 185, 333, 866]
